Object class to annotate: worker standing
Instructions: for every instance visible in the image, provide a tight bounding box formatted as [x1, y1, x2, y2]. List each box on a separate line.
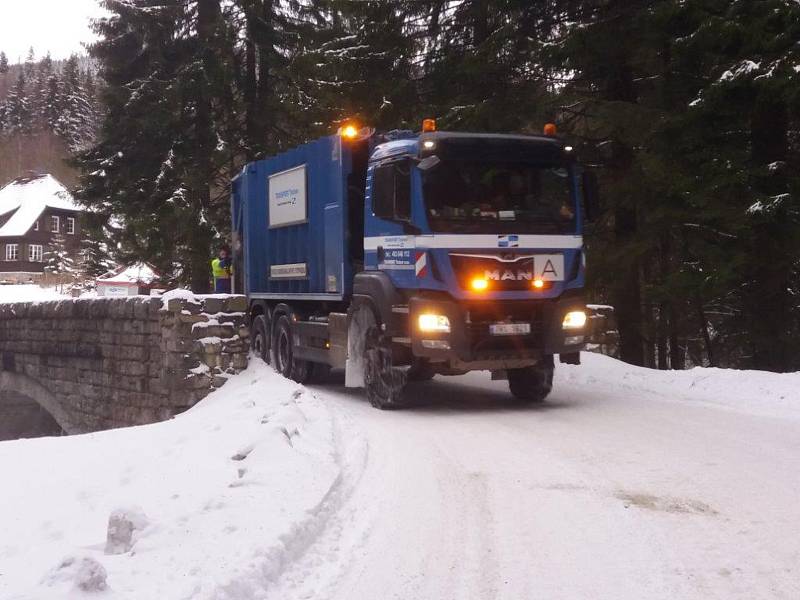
[211, 246, 232, 293]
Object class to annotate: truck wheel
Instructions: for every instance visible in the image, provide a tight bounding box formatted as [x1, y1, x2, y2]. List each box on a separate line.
[507, 358, 554, 403]
[407, 359, 436, 382]
[273, 315, 310, 384]
[364, 326, 407, 409]
[251, 314, 270, 364]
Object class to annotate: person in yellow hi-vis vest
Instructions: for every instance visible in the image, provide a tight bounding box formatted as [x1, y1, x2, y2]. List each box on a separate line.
[211, 246, 232, 293]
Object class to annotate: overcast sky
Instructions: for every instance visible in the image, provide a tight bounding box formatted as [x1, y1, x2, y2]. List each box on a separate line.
[0, 0, 109, 63]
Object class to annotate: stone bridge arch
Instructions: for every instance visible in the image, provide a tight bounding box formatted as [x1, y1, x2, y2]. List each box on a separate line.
[0, 372, 74, 438]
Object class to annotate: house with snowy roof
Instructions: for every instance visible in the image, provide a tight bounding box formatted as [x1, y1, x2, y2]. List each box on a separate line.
[0, 174, 83, 282]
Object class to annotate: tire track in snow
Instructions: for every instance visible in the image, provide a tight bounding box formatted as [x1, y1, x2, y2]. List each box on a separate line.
[209, 391, 369, 600]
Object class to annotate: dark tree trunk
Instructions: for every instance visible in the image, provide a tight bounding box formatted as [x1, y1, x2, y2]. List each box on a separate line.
[191, 0, 222, 293]
[747, 91, 791, 371]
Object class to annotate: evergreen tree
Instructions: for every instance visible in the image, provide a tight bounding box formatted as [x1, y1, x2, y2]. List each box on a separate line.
[32, 52, 56, 131]
[79, 215, 117, 278]
[44, 233, 78, 292]
[23, 47, 36, 79]
[0, 52, 9, 74]
[56, 54, 97, 151]
[4, 70, 33, 135]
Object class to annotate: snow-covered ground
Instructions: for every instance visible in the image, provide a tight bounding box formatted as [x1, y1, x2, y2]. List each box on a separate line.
[0, 284, 70, 303]
[1, 354, 798, 599]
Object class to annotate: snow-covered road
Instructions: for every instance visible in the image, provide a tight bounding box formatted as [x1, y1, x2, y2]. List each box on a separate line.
[274, 358, 800, 600]
[1, 353, 798, 599]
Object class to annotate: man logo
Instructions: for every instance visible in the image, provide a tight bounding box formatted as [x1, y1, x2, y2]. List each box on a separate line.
[485, 270, 534, 281]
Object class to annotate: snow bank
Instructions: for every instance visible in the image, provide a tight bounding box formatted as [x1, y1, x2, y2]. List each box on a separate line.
[560, 353, 800, 421]
[0, 284, 69, 303]
[0, 361, 350, 600]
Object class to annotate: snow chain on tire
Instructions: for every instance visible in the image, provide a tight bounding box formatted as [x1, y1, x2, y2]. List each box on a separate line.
[507, 358, 554, 403]
[364, 326, 408, 409]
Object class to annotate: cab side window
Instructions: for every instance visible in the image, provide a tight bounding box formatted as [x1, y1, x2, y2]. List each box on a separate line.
[372, 160, 411, 221]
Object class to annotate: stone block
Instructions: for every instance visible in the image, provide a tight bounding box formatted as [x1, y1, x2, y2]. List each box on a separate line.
[226, 296, 248, 312]
[202, 297, 225, 314]
[232, 353, 248, 371]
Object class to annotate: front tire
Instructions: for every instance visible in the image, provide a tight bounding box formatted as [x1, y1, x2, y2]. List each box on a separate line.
[364, 326, 407, 409]
[508, 357, 554, 403]
[273, 315, 310, 383]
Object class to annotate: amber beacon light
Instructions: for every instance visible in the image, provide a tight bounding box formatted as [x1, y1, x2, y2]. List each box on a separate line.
[543, 123, 557, 136]
[340, 123, 359, 139]
[422, 118, 437, 132]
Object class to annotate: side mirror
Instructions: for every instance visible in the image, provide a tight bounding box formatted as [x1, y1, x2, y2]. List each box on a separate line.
[582, 171, 600, 222]
[417, 155, 441, 172]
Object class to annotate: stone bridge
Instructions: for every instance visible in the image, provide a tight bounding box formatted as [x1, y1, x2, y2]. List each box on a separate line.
[0, 294, 249, 440]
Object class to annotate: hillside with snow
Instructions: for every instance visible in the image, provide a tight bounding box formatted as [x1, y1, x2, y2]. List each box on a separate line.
[1, 354, 798, 599]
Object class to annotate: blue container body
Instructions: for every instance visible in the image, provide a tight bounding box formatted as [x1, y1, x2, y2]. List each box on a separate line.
[232, 135, 353, 299]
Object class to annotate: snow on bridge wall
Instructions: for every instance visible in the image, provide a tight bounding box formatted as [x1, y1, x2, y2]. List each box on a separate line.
[0, 294, 249, 435]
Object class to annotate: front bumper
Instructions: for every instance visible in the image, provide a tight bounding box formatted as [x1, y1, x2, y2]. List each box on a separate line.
[406, 294, 587, 366]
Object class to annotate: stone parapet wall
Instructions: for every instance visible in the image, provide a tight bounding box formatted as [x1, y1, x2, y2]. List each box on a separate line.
[0, 293, 249, 434]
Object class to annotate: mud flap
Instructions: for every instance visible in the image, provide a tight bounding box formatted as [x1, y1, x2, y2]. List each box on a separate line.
[345, 308, 375, 388]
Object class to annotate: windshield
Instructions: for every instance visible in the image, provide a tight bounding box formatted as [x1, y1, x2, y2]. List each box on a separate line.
[422, 160, 576, 234]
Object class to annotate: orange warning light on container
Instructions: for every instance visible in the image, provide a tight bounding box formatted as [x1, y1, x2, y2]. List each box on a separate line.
[422, 118, 437, 133]
[543, 123, 557, 136]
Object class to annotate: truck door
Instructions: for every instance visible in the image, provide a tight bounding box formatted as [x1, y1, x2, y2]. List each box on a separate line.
[365, 158, 419, 285]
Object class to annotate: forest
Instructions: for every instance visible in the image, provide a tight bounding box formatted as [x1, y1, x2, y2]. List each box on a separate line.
[0, 50, 100, 186]
[9, 0, 800, 372]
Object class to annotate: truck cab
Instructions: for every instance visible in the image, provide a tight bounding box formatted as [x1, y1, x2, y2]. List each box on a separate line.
[233, 123, 597, 408]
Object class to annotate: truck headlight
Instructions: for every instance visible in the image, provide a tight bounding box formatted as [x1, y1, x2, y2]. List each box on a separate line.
[562, 310, 587, 330]
[418, 314, 451, 333]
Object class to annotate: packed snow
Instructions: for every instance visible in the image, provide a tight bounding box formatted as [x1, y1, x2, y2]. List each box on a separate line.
[1, 353, 798, 599]
[0, 284, 70, 303]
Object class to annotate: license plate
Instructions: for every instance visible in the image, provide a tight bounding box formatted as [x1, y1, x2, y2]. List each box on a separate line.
[489, 323, 531, 336]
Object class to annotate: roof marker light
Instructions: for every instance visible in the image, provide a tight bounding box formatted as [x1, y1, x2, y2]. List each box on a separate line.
[544, 123, 557, 136]
[422, 118, 436, 133]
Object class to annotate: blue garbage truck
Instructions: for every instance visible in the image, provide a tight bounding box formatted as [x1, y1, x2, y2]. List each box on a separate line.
[231, 121, 598, 408]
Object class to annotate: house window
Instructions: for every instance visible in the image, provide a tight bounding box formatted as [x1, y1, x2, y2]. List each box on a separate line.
[51, 216, 60, 232]
[34, 220, 39, 231]
[5, 244, 18, 261]
[29, 244, 43, 262]
[67, 217, 75, 235]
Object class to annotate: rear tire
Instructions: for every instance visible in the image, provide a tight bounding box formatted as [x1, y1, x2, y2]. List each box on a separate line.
[273, 315, 310, 383]
[508, 358, 554, 403]
[251, 314, 270, 364]
[364, 326, 407, 409]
